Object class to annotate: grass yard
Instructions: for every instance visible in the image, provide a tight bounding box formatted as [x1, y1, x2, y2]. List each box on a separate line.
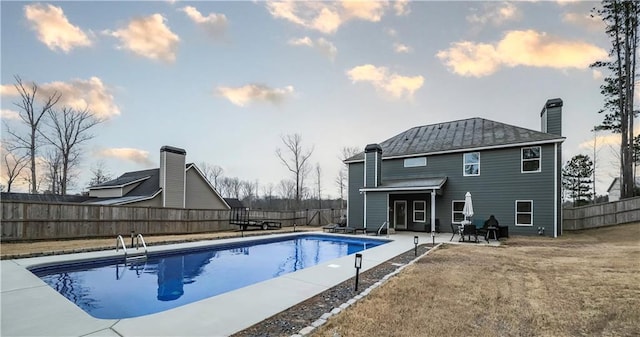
[315, 223, 640, 337]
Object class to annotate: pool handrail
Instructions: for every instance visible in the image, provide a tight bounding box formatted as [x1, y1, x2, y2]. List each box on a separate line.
[116, 235, 127, 259]
[135, 233, 148, 255]
[377, 221, 390, 238]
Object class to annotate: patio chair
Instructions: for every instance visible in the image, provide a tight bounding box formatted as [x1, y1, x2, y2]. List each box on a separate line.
[462, 224, 479, 243]
[476, 221, 490, 242]
[326, 216, 347, 233]
[322, 223, 338, 232]
[450, 223, 460, 241]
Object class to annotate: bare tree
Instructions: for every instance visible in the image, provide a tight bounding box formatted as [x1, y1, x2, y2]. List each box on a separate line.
[88, 160, 113, 187]
[40, 106, 101, 195]
[241, 180, 258, 208]
[336, 146, 360, 209]
[1, 143, 29, 192]
[262, 182, 275, 209]
[199, 162, 224, 189]
[335, 169, 346, 209]
[219, 176, 241, 199]
[5, 75, 61, 193]
[42, 149, 63, 194]
[340, 146, 361, 162]
[315, 162, 322, 208]
[276, 134, 313, 208]
[277, 179, 295, 210]
[589, 128, 604, 202]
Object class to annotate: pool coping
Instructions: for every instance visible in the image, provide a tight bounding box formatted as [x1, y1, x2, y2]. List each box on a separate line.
[1, 232, 485, 336]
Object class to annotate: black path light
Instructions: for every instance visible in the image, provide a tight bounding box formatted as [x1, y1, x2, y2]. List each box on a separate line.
[414, 236, 419, 256]
[354, 253, 363, 292]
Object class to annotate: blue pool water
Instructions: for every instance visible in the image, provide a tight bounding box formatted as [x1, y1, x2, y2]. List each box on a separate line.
[31, 234, 387, 319]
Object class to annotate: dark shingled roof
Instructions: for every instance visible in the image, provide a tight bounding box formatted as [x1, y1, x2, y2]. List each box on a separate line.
[346, 117, 564, 162]
[1, 192, 92, 203]
[87, 163, 211, 203]
[224, 198, 245, 209]
[90, 168, 161, 197]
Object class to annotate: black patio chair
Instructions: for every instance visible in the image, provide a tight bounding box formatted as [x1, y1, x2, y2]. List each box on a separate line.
[450, 223, 460, 241]
[462, 224, 479, 243]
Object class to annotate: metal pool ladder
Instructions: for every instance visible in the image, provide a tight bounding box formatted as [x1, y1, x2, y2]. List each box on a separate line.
[377, 221, 390, 238]
[116, 234, 148, 263]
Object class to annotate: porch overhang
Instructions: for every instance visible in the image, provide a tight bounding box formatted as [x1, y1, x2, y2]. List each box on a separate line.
[359, 177, 447, 193]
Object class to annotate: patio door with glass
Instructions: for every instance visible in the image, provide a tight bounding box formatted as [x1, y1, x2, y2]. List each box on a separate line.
[394, 200, 407, 229]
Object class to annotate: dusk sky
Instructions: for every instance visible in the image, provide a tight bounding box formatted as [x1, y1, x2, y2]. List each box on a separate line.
[1, 1, 636, 197]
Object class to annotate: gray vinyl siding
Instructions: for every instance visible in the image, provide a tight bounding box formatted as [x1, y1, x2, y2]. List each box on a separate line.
[185, 169, 228, 210]
[382, 144, 558, 236]
[364, 152, 377, 187]
[556, 144, 562, 236]
[347, 162, 364, 227]
[543, 106, 562, 137]
[365, 192, 387, 229]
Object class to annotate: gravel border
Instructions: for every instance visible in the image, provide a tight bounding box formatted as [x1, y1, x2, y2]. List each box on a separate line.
[233, 243, 443, 337]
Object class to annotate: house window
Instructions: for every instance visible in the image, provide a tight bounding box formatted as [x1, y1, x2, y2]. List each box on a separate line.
[463, 152, 480, 176]
[522, 146, 541, 173]
[515, 200, 533, 226]
[404, 157, 426, 167]
[413, 200, 426, 222]
[452, 200, 465, 224]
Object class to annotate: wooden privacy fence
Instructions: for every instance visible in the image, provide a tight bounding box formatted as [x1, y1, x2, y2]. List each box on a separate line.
[0, 201, 346, 241]
[563, 196, 640, 231]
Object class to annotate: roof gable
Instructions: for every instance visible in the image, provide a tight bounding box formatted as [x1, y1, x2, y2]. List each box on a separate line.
[347, 117, 564, 161]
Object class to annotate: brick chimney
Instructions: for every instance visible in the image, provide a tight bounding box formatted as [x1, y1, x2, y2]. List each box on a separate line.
[541, 98, 563, 136]
[364, 144, 382, 188]
[159, 146, 186, 208]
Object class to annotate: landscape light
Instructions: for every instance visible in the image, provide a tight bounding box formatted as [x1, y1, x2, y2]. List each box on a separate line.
[354, 253, 363, 291]
[414, 236, 419, 256]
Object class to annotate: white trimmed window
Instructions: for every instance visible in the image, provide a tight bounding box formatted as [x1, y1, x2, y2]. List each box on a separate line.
[404, 157, 426, 167]
[515, 200, 533, 226]
[463, 152, 480, 176]
[413, 200, 426, 222]
[522, 146, 541, 173]
[452, 200, 465, 224]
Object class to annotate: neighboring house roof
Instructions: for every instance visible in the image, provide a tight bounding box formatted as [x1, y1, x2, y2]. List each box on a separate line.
[87, 163, 229, 208]
[0, 192, 92, 203]
[90, 168, 159, 196]
[607, 177, 640, 192]
[87, 194, 160, 205]
[224, 198, 245, 209]
[345, 117, 565, 162]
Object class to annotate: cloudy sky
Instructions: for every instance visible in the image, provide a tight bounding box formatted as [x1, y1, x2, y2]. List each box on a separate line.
[0, 1, 635, 197]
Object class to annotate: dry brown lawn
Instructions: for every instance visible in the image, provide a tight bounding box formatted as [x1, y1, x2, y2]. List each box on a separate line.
[315, 223, 640, 337]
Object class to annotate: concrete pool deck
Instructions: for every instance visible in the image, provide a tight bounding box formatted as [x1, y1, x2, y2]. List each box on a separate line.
[1, 232, 499, 336]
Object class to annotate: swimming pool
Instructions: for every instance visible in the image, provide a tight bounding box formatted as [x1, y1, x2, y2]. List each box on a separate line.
[30, 234, 388, 319]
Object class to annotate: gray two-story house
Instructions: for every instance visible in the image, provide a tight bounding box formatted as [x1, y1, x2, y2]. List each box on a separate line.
[345, 98, 565, 237]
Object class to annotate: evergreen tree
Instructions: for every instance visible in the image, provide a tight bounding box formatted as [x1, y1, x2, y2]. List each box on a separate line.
[562, 155, 595, 206]
[590, 0, 639, 199]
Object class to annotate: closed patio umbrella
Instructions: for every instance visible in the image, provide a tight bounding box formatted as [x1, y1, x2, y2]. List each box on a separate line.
[463, 192, 474, 224]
